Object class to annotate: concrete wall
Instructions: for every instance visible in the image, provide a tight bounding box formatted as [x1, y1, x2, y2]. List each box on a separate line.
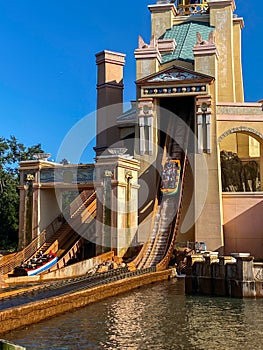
[6, 252, 114, 285]
[222, 193, 263, 260]
[42, 251, 114, 280]
[185, 254, 263, 298]
[39, 188, 61, 234]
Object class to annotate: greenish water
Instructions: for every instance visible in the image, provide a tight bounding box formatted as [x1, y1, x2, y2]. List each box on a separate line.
[4, 279, 263, 350]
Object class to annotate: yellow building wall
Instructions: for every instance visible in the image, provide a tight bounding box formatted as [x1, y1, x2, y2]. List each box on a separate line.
[209, 2, 236, 102]
[233, 19, 244, 102]
[219, 133, 237, 153]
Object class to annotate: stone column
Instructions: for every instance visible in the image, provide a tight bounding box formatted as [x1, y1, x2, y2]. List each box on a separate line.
[233, 17, 245, 102]
[227, 255, 256, 298]
[18, 171, 36, 249]
[193, 28, 224, 253]
[18, 158, 63, 250]
[194, 94, 224, 253]
[137, 98, 154, 156]
[134, 36, 162, 82]
[95, 151, 140, 257]
[148, 2, 177, 39]
[193, 30, 219, 101]
[207, 0, 236, 102]
[195, 96, 212, 154]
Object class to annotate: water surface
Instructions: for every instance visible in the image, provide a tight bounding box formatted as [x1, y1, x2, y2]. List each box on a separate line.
[4, 279, 263, 350]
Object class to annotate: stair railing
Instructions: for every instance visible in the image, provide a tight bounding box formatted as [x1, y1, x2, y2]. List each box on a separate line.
[0, 190, 96, 276]
[131, 198, 159, 269]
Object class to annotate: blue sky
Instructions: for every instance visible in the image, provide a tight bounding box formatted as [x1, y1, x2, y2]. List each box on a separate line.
[0, 0, 262, 163]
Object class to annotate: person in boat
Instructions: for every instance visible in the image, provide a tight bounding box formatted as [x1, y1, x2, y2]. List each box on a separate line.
[36, 250, 43, 259]
[47, 251, 55, 259]
[162, 171, 169, 189]
[37, 258, 43, 265]
[32, 256, 38, 263]
[20, 261, 26, 268]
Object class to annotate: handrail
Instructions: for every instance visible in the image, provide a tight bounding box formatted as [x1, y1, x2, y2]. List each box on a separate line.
[50, 238, 83, 272]
[134, 119, 176, 269]
[0, 190, 96, 276]
[48, 205, 96, 272]
[70, 191, 96, 218]
[156, 157, 188, 271]
[80, 200, 97, 223]
[0, 215, 63, 276]
[46, 197, 97, 272]
[130, 197, 159, 268]
[143, 198, 174, 268]
[136, 113, 191, 270]
[136, 119, 180, 269]
[157, 123, 190, 271]
[70, 191, 86, 214]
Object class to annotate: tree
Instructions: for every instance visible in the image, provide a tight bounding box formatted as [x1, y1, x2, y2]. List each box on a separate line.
[0, 136, 43, 250]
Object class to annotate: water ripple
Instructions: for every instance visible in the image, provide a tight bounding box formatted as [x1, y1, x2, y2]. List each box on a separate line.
[3, 280, 263, 350]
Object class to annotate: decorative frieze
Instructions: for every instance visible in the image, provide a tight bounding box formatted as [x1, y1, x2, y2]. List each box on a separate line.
[40, 167, 94, 184]
[217, 103, 263, 116]
[218, 127, 263, 144]
[142, 85, 207, 97]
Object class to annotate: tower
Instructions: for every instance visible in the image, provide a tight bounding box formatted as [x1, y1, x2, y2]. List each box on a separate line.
[117, 0, 263, 260]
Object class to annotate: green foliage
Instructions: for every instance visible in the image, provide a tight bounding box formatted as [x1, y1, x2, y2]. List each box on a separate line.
[0, 136, 43, 250]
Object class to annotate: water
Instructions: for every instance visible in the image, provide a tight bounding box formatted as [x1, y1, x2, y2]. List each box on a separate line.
[3, 279, 263, 350]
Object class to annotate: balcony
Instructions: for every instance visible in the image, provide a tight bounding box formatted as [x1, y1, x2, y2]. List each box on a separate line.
[176, 0, 208, 15]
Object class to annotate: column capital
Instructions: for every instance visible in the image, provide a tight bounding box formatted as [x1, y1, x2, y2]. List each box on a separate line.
[207, 0, 236, 11]
[193, 43, 219, 60]
[148, 3, 177, 16]
[134, 44, 162, 63]
[95, 50, 126, 66]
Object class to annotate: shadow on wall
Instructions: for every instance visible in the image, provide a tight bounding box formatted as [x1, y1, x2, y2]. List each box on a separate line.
[223, 197, 263, 261]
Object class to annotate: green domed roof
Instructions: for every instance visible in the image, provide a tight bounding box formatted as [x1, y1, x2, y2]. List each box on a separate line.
[161, 21, 214, 64]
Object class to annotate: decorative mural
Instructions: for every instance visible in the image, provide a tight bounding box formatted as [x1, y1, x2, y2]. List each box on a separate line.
[220, 150, 260, 192]
[40, 167, 94, 184]
[148, 71, 203, 82]
[137, 66, 213, 97]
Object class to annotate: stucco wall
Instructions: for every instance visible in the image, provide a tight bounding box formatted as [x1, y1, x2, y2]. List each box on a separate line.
[222, 193, 263, 260]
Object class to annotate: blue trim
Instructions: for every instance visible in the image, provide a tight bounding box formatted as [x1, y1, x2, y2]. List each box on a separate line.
[27, 257, 58, 276]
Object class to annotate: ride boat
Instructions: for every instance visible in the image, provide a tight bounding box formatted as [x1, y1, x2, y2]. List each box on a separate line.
[161, 159, 181, 196]
[13, 252, 58, 276]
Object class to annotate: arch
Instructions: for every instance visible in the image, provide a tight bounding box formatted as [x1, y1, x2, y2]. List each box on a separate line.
[218, 126, 263, 144]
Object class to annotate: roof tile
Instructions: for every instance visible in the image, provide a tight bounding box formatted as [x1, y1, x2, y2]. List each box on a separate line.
[161, 21, 214, 64]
